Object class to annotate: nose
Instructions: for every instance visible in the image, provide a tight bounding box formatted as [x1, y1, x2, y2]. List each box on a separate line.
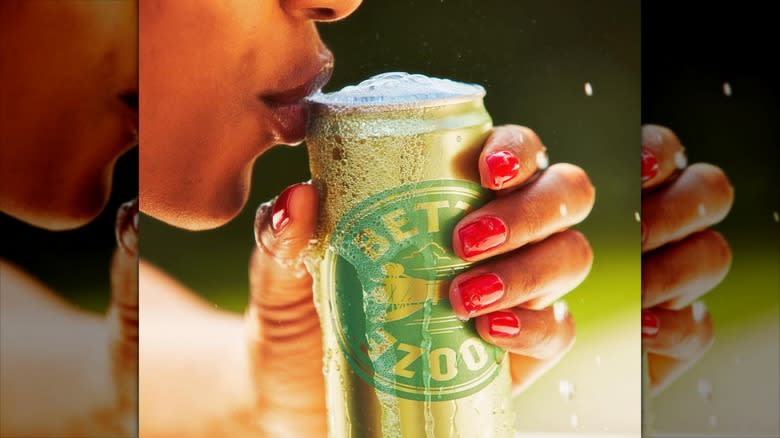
[281, 0, 362, 22]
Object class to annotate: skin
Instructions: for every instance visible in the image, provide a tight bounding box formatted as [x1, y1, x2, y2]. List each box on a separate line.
[641, 124, 734, 397]
[0, 0, 137, 230]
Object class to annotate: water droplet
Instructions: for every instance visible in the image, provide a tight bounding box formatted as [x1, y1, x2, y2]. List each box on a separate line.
[584, 82, 593, 96]
[535, 151, 549, 169]
[634, 211, 641, 222]
[697, 378, 713, 401]
[722, 82, 732, 96]
[570, 414, 579, 428]
[553, 301, 569, 322]
[559, 203, 569, 217]
[559, 379, 576, 401]
[698, 204, 707, 217]
[692, 301, 708, 323]
[709, 415, 718, 427]
[674, 150, 688, 169]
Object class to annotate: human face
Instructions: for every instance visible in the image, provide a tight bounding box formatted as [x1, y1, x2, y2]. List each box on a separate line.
[0, 1, 138, 230]
[139, 0, 361, 230]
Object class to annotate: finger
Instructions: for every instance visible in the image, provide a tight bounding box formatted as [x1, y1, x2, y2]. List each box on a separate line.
[642, 163, 734, 252]
[474, 304, 575, 360]
[642, 124, 687, 190]
[247, 182, 326, 437]
[478, 125, 549, 191]
[642, 304, 714, 360]
[108, 199, 139, 435]
[508, 349, 570, 396]
[453, 163, 595, 261]
[449, 230, 592, 320]
[643, 230, 732, 309]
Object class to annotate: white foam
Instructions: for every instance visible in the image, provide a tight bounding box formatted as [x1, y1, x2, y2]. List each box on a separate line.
[307, 72, 485, 106]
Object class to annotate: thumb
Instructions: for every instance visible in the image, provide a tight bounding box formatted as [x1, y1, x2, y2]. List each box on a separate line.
[107, 198, 139, 436]
[246, 182, 326, 437]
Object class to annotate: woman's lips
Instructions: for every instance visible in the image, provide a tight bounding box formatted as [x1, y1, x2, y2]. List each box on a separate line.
[260, 54, 334, 145]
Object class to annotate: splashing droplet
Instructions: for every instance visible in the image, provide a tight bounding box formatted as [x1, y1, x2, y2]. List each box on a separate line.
[697, 378, 713, 401]
[722, 82, 732, 96]
[674, 150, 688, 169]
[584, 82, 593, 96]
[773, 211, 779, 223]
[634, 211, 641, 222]
[535, 151, 549, 170]
[559, 380, 576, 401]
[692, 301, 708, 323]
[553, 301, 569, 322]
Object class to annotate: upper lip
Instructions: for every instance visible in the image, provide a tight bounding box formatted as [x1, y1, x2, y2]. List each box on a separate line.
[260, 51, 334, 105]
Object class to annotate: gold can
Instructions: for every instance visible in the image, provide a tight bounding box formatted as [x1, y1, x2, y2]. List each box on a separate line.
[305, 73, 514, 438]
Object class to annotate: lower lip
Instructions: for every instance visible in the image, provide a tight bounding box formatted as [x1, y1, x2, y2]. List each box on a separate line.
[265, 101, 307, 146]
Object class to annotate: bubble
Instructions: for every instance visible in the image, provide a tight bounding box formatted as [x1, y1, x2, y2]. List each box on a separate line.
[307, 72, 485, 106]
[584, 82, 593, 96]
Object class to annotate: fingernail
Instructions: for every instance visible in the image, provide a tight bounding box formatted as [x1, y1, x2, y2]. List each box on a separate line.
[642, 310, 660, 337]
[641, 146, 659, 182]
[457, 216, 508, 258]
[455, 273, 505, 316]
[487, 311, 521, 337]
[271, 185, 296, 233]
[485, 150, 520, 189]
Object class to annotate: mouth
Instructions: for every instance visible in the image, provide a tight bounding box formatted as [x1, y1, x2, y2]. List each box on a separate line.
[259, 51, 334, 145]
[118, 90, 139, 135]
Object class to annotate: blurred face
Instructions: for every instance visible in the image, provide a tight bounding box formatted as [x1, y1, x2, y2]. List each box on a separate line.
[0, 1, 138, 231]
[140, 0, 361, 230]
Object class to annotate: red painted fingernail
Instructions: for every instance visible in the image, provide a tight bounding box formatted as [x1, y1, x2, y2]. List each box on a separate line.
[487, 311, 521, 337]
[641, 147, 659, 182]
[457, 216, 508, 258]
[271, 185, 296, 233]
[642, 310, 660, 337]
[456, 273, 505, 315]
[485, 150, 520, 189]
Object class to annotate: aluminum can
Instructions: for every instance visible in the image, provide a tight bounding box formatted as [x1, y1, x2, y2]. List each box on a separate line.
[306, 72, 514, 438]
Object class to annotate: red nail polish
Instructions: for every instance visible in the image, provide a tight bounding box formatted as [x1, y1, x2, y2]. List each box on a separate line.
[641, 147, 659, 182]
[487, 311, 521, 337]
[457, 216, 508, 258]
[457, 273, 505, 315]
[642, 311, 659, 337]
[271, 185, 296, 233]
[485, 150, 520, 189]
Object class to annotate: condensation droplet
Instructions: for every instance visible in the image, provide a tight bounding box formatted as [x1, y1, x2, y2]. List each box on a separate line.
[559, 204, 568, 217]
[584, 82, 593, 96]
[722, 82, 732, 96]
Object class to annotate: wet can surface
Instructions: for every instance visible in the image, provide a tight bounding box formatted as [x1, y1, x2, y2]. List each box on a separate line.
[305, 73, 514, 437]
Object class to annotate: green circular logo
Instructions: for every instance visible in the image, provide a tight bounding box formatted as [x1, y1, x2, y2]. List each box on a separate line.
[326, 180, 504, 401]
